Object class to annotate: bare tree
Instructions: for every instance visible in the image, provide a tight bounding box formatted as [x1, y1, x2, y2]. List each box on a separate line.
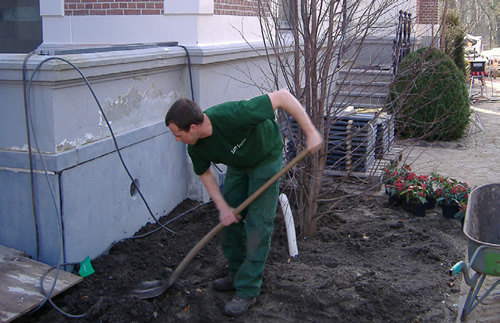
[245, 0, 405, 236]
[456, 0, 498, 49]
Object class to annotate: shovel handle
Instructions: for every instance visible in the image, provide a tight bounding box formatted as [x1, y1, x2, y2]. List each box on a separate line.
[167, 149, 309, 285]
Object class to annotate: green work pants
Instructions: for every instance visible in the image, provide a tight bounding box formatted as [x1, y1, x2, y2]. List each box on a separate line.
[220, 155, 282, 299]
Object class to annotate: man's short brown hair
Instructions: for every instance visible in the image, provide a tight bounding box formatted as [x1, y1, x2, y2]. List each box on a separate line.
[165, 98, 204, 131]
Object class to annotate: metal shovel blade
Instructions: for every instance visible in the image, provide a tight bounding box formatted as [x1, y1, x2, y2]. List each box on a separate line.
[128, 279, 171, 299]
[127, 149, 309, 299]
[127, 222, 225, 299]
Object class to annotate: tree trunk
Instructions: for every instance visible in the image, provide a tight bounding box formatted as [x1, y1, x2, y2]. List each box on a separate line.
[302, 154, 323, 237]
[440, 0, 449, 51]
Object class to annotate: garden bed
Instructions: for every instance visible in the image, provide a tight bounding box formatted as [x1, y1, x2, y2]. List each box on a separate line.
[19, 194, 466, 323]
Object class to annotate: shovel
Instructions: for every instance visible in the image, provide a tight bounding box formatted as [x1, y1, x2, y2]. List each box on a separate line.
[128, 149, 309, 299]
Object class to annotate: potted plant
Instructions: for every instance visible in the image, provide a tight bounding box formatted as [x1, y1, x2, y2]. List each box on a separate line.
[435, 177, 472, 219]
[400, 179, 428, 217]
[419, 173, 437, 209]
[383, 163, 411, 206]
[381, 167, 474, 220]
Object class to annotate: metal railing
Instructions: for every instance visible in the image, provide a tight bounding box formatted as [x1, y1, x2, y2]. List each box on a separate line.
[392, 11, 412, 75]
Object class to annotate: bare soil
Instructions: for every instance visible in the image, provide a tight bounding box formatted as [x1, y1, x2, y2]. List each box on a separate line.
[17, 194, 466, 323]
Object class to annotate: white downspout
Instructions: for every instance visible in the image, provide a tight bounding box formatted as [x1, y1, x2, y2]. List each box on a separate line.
[278, 193, 298, 258]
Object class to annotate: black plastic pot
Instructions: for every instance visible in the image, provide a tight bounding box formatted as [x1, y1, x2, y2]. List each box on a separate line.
[402, 200, 426, 217]
[441, 200, 460, 219]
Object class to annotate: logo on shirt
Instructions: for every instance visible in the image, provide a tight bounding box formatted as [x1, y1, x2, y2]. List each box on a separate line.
[231, 138, 246, 154]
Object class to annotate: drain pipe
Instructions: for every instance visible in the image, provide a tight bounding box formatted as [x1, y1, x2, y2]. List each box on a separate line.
[278, 193, 298, 258]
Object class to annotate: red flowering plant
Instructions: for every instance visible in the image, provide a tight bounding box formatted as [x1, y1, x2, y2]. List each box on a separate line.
[383, 163, 412, 197]
[383, 164, 429, 204]
[426, 172, 441, 199]
[385, 176, 406, 198]
[400, 180, 428, 204]
[434, 176, 474, 219]
[455, 200, 468, 219]
[382, 164, 474, 217]
[435, 177, 470, 204]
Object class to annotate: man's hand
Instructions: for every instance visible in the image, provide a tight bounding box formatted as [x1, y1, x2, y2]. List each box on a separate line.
[218, 205, 241, 226]
[268, 89, 323, 155]
[307, 128, 322, 154]
[199, 169, 241, 226]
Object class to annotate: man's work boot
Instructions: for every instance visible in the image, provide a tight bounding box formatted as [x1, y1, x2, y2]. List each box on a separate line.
[223, 296, 256, 317]
[212, 276, 235, 291]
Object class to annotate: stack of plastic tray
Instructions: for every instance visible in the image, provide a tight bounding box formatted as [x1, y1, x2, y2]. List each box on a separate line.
[325, 114, 376, 172]
[375, 113, 395, 159]
[285, 113, 378, 172]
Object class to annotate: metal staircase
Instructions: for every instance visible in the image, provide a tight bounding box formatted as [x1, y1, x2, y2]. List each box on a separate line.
[325, 11, 413, 182]
[334, 66, 393, 109]
[333, 10, 413, 110]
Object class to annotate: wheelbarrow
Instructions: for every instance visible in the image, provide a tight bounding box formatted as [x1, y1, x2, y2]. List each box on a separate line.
[450, 183, 500, 319]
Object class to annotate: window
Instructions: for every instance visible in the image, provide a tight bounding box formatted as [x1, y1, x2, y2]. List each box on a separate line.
[278, 0, 294, 30]
[0, 0, 42, 53]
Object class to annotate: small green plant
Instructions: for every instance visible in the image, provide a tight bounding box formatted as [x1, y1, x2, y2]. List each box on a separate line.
[389, 47, 470, 141]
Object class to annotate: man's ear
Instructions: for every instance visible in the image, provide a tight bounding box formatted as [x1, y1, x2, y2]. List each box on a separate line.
[189, 124, 198, 132]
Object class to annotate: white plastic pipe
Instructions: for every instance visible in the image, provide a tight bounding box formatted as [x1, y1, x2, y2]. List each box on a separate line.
[278, 193, 299, 258]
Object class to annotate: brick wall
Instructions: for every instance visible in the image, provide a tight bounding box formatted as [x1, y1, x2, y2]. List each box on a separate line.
[214, 0, 269, 17]
[64, 0, 164, 16]
[416, 0, 439, 24]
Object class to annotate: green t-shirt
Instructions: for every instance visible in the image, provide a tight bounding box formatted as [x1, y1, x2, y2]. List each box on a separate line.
[188, 94, 283, 175]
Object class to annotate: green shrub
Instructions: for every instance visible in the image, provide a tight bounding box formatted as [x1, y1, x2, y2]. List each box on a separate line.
[445, 10, 466, 76]
[389, 47, 470, 141]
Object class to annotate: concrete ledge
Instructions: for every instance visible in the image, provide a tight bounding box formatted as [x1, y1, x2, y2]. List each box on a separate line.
[0, 121, 169, 172]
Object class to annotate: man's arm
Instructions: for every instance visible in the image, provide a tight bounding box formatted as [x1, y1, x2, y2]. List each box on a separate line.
[267, 89, 322, 153]
[199, 169, 239, 226]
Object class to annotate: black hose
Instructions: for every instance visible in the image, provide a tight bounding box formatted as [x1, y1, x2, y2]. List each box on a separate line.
[22, 51, 39, 261]
[27, 56, 175, 235]
[177, 45, 195, 102]
[23, 45, 202, 318]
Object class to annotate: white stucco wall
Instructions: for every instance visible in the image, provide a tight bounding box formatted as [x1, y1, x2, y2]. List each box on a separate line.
[0, 41, 278, 266]
[40, 0, 263, 47]
[0, 47, 192, 265]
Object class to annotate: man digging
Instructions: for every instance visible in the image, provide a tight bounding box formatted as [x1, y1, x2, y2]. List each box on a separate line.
[165, 89, 321, 316]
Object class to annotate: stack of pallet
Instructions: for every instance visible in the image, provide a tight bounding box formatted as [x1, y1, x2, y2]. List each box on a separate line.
[375, 113, 395, 159]
[325, 114, 376, 172]
[285, 111, 395, 175]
